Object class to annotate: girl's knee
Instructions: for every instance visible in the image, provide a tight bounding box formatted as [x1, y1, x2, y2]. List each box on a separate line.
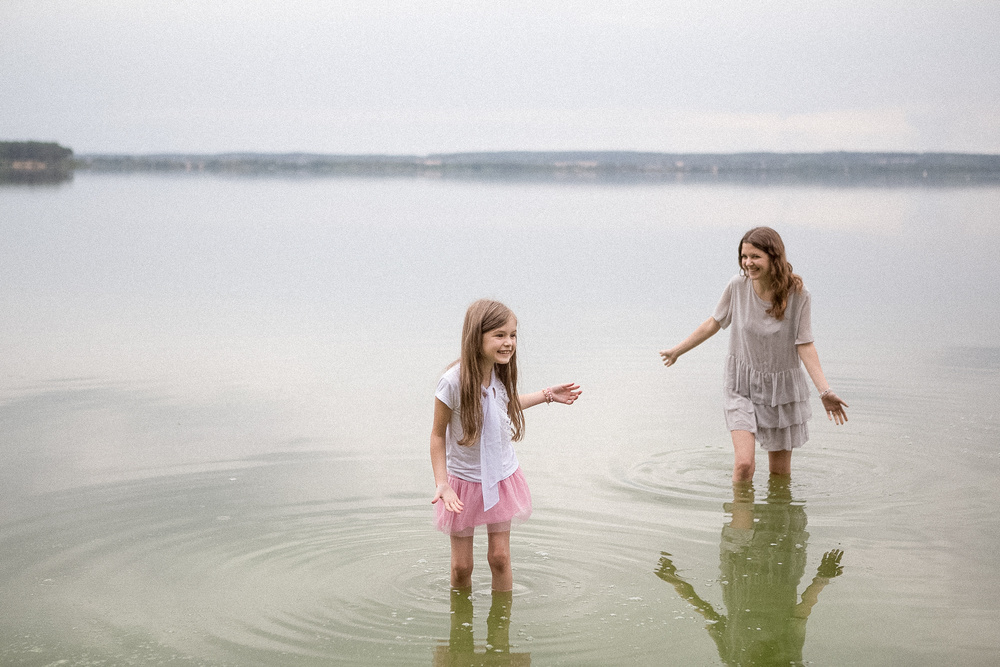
[450, 545, 475, 586]
[451, 559, 474, 586]
[487, 548, 511, 575]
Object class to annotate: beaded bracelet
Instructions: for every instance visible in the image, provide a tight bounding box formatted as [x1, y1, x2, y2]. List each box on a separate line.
[819, 388, 833, 398]
[543, 388, 553, 404]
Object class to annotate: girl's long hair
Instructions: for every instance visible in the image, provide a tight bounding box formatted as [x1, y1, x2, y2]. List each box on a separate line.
[738, 226, 803, 321]
[456, 299, 524, 446]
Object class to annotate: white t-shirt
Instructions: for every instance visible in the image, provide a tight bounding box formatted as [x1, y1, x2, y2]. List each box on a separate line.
[435, 364, 520, 484]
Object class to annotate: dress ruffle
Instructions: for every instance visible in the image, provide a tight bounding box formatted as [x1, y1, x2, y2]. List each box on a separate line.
[752, 399, 812, 430]
[756, 422, 809, 451]
[723, 354, 811, 407]
[723, 355, 813, 451]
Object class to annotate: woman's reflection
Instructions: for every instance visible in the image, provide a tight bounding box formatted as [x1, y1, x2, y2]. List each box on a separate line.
[433, 589, 530, 666]
[656, 477, 843, 666]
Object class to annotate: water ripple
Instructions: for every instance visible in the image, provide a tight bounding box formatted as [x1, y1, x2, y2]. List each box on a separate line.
[2, 454, 706, 666]
[615, 447, 735, 506]
[0, 458, 454, 665]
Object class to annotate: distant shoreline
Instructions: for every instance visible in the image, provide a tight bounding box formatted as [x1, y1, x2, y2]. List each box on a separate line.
[74, 150, 1000, 185]
[7, 143, 1000, 185]
[0, 141, 74, 183]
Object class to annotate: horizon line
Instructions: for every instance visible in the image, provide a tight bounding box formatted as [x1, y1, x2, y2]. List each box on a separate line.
[75, 148, 1000, 158]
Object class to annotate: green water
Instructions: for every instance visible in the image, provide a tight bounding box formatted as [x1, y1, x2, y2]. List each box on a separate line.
[1, 174, 998, 664]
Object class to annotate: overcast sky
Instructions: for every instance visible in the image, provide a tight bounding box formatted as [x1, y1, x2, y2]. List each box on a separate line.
[3, 0, 999, 155]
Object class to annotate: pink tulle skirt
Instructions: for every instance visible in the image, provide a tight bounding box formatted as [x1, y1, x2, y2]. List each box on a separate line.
[435, 467, 532, 537]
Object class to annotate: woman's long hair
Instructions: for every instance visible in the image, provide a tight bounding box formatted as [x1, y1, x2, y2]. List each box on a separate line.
[456, 299, 524, 445]
[738, 227, 803, 321]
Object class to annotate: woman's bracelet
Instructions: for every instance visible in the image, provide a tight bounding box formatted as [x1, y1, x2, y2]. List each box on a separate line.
[819, 388, 833, 398]
[542, 387, 553, 404]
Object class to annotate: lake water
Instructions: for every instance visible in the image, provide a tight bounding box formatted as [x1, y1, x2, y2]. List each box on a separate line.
[1, 172, 998, 665]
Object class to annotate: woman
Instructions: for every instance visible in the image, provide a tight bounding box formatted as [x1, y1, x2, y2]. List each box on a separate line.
[660, 227, 848, 480]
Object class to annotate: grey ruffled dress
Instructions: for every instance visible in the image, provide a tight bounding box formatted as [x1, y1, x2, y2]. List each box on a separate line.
[713, 275, 814, 451]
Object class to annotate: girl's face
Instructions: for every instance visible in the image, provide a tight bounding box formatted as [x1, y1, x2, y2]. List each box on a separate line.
[741, 243, 772, 282]
[481, 315, 517, 367]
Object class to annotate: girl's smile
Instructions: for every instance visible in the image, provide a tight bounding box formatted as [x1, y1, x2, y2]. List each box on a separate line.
[482, 316, 517, 370]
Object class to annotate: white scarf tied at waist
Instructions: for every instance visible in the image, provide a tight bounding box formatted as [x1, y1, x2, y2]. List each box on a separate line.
[479, 384, 506, 512]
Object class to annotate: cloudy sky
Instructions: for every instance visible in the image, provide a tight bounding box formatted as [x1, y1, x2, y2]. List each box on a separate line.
[2, 0, 998, 155]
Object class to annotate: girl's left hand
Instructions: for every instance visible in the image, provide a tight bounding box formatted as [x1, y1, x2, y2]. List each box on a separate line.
[432, 483, 464, 513]
[821, 391, 849, 425]
[548, 383, 582, 405]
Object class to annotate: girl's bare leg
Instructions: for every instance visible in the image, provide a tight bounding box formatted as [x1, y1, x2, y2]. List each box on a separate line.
[450, 534, 474, 589]
[486, 590, 513, 654]
[448, 587, 475, 652]
[768, 449, 792, 476]
[486, 530, 512, 592]
[731, 430, 756, 482]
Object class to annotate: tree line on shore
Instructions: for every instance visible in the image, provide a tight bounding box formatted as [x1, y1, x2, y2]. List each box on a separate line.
[0, 141, 74, 183]
[72, 150, 1000, 185]
[5, 140, 1000, 185]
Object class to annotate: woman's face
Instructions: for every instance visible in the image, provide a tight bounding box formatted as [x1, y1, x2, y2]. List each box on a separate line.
[741, 243, 772, 281]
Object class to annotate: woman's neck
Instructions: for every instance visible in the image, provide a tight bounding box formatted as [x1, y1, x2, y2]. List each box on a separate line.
[752, 275, 774, 300]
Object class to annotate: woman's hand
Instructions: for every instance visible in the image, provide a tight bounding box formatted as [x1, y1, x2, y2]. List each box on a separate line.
[655, 552, 681, 582]
[659, 348, 680, 367]
[817, 549, 845, 579]
[821, 391, 849, 425]
[432, 483, 463, 513]
[548, 383, 582, 405]
[660, 318, 720, 367]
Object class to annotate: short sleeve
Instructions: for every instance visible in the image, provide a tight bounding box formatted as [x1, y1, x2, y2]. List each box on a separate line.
[435, 366, 460, 410]
[794, 289, 814, 345]
[712, 278, 735, 329]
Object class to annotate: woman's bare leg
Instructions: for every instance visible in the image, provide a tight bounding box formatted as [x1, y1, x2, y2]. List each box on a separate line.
[768, 449, 792, 476]
[731, 430, 756, 482]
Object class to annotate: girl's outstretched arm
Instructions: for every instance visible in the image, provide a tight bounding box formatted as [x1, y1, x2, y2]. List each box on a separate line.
[519, 383, 581, 409]
[660, 317, 721, 367]
[796, 342, 849, 425]
[430, 398, 463, 513]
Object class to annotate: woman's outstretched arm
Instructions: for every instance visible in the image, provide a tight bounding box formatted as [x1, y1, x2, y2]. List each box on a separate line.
[796, 342, 849, 425]
[655, 552, 724, 624]
[660, 317, 721, 367]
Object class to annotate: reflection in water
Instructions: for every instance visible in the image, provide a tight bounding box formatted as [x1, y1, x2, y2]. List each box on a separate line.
[2, 174, 997, 663]
[433, 590, 530, 667]
[656, 477, 844, 666]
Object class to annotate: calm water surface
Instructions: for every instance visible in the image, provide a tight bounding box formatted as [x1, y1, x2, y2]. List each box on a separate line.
[1, 173, 998, 665]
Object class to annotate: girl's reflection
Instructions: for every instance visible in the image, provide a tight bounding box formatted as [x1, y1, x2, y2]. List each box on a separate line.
[433, 590, 530, 666]
[656, 477, 843, 666]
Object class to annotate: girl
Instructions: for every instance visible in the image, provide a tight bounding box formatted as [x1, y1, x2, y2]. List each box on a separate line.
[431, 299, 581, 592]
[659, 227, 848, 481]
